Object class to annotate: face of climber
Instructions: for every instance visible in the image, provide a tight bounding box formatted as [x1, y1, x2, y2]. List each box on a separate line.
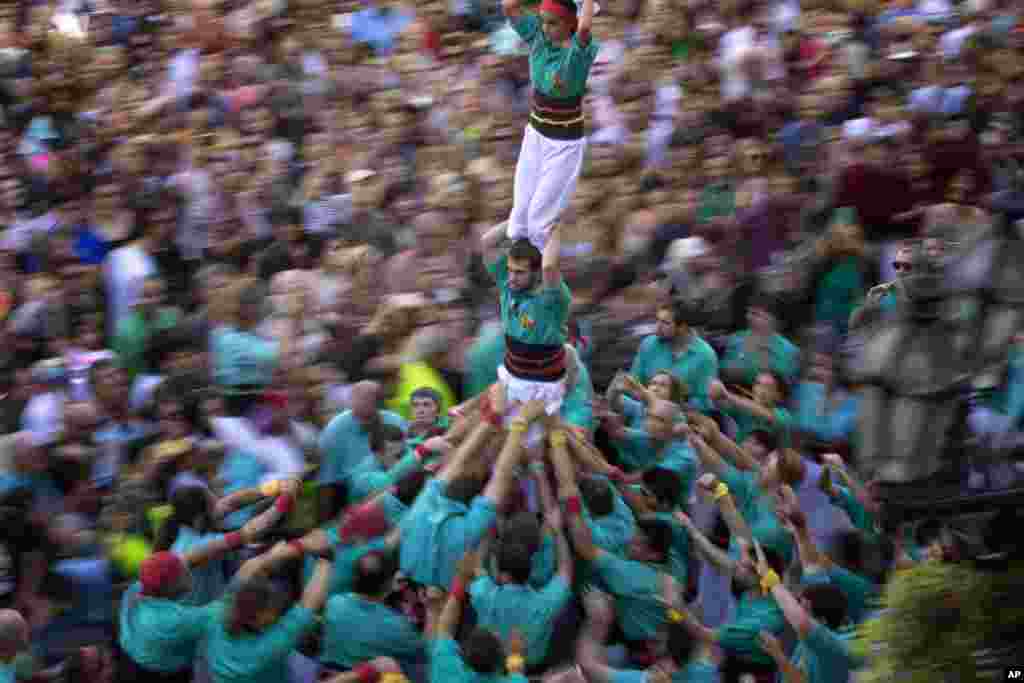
[541, 11, 573, 44]
[507, 257, 539, 293]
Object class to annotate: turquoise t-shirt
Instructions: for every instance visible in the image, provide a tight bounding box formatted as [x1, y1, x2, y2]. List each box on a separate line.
[716, 591, 787, 666]
[399, 478, 497, 587]
[794, 382, 860, 445]
[211, 326, 280, 390]
[790, 622, 859, 683]
[802, 565, 878, 626]
[321, 593, 424, 670]
[585, 475, 637, 557]
[726, 404, 793, 449]
[379, 491, 410, 526]
[428, 637, 530, 683]
[205, 601, 317, 683]
[509, 15, 600, 100]
[621, 395, 647, 429]
[118, 583, 217, 673]
[814, 257, 865, 337]
[346, 451, 423, 503]
[468, 574, 573, 667]
[306, 526, 387, 597]
[216, 449, 268, 530]
[613, 433, 697, 506]
[170, 527, 229, 605]
[487, 254, 571, 347]
[592, 552, 670, 642]
[630, 334, 720, 413]
[720, 464, 794, 565]
[721, 331, 800, 386]
[828, 484, 880, 542]
[464, 325, 505, 399]
[529, 533, 558, 588]
[0, 663, 12, 683]
[651, 511, 691, 588]
[318, 410, 408, 486]
[561, 355, 595, 432]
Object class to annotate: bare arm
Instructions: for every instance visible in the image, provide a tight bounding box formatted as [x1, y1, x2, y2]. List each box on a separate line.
[577, 0, 595, 44]
[674, 511, 737, 577]
[481, 223, 507, 265]
[542, 223, 563, 288]
[482, 404, 540, 504]
[300, 558, 333, 611]
[438, 416, 497, 484]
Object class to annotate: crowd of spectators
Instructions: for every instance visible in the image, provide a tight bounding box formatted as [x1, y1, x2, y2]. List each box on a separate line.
[1, 0, 1024, 681]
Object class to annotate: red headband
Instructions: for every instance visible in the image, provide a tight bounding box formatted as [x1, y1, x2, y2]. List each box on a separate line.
[540, 0, 577, 30]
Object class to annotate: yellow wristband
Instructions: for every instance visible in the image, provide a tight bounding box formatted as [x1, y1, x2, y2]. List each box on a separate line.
[713, 482, 729, 501]
[506, 654, 525, 673]
[760, 569, 781, 593]
[510, 419, 529, 433]
[260, 480, 281, 497]
[667, 608, 685, 623]
[549, 430, 568, 447]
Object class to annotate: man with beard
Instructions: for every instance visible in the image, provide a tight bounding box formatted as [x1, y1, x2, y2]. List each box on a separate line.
[630, 300, 719, 414]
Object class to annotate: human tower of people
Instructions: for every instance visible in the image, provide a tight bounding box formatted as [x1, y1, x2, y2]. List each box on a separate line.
[3, 0, 991, 681]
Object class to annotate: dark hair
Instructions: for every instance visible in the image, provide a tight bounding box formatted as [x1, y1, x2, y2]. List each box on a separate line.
[915, 518, 944, 548]
[579, 476, 614, 517]
[497, 541, 534, 584]
[410, 387, 443, 408]
[154, 486, 215, 552]
[801, 583, 848, 630]
[746, 429, 779, 454]
[395, 469, 428, 506]
[226, 576, 287, 636]
[148, 325, 198, 373]
[503, 512, 542, 556]
[445, 476, 486, 505]
[353, 550, 399, 596]
[370, 424, 406, 454]
[667, 621, 699, 666]
[463, 628, 504, 674]
[508, 239, 542, 271]
[636, 517, 674, 562]
[641, 468, 682, 507]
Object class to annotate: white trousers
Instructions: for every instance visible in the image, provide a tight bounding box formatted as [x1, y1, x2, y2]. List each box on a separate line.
[507, 124, 587, 250]
[497, 364, 567, 447]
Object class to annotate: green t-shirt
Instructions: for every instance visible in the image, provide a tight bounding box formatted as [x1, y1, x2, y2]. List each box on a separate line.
[791, 622, 859, 683]
[509, 15, 600, 100]
[727, 404, 793, 448]
[205, 602, 317, 683]
[630, 333, 720, 413]
[428, 637, 530, 683]
[488, 254, 571, 347]
[716, 591, 787, 666]
[720, 464, 794, 565]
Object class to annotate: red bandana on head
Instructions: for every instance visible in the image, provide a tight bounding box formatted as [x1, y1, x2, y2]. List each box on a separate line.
[540, 0, 578, 33]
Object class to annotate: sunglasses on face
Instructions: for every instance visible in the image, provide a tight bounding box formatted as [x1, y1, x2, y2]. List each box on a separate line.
[893, 261, 912, 273]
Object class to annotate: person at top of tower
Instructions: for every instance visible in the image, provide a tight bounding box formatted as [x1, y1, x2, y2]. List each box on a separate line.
[501, 0, 599, 252]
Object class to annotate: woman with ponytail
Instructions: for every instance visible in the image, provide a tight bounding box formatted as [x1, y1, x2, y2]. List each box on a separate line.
[117, 481, 300, 683]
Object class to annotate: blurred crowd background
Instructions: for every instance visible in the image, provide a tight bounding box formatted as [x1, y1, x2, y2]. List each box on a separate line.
[1, 0, 1024, 681]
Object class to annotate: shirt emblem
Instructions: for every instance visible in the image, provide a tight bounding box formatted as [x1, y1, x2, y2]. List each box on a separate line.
[519, 312, 536, 330]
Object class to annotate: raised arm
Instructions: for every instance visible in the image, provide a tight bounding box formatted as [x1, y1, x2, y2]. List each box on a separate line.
[692, 412, 760, 472]
[674, 510, 736, 577]
[712, 380, 776, 423]
[301, 557, 334, 612]
[481, 223, 508, 266]
[542, 223, 562, 288]
[543, 495, 575, 584]
[697, 473, 754, 550]
[483, 401, 544, 505]
[438, 416, 497, 484]
[184, 481, 301, 569]
[577, 0, 595, 44]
